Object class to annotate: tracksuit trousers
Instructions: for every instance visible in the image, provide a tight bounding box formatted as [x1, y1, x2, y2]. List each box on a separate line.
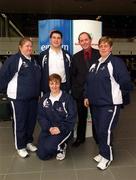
[91, 105, 121, 161]
[37, 131, 71, 160]
[10, 98, 38, 150]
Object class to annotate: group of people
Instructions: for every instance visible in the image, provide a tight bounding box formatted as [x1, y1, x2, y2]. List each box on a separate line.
[0, 30, 132, 170]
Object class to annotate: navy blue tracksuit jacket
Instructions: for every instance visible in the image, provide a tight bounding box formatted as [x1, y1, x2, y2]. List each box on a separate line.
[0, 52, 41, 100]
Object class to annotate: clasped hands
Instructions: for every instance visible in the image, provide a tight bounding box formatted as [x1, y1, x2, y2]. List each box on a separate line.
[49, 127, 60, 135]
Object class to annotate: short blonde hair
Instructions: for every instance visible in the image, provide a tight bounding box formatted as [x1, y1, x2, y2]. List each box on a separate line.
[19, 37, 32, 47]
[98, 36, 113, 47]
[49, 73, 62, 83]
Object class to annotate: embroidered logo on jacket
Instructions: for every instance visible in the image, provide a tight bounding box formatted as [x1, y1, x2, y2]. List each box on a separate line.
[43, 98, 50, 108]
[108, 109, 113, 112]
[22, 61, 29, 68]
[56, 107, 63, 112]
[100, 66, 105, 71]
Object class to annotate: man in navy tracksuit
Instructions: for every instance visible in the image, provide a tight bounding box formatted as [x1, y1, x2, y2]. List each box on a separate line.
[39, 30, 71, 94]
[37, 74, 77, 160]
[84, 36, 132, 170]
[0, 38, 41, 158]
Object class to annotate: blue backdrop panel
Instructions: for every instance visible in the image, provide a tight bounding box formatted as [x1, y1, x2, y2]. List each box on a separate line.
[38, 19, 73, 54]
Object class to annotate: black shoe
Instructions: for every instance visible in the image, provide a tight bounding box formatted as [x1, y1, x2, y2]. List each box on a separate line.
[72, 139, 85, 147]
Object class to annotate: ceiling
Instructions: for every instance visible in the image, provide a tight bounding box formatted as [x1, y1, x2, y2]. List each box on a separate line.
[0, 0, 136, 38]
[0, 0, 136, 15]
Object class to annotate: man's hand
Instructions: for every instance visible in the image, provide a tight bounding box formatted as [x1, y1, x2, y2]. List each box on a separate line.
[84, 98, 90, 107]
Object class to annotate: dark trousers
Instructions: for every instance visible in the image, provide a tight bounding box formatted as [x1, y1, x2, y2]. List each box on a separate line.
[91, 105, 121, 160]
[90, 107, 99, 144]
[76, 98, 88, 141]
[75, 98, 98, 143]
[10, 98, 38, 149]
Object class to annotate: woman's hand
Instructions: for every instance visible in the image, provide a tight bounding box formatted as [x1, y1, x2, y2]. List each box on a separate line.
[84, 98, 90, 107]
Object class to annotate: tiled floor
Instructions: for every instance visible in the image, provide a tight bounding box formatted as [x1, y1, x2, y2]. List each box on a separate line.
[0, 89, 136, 180]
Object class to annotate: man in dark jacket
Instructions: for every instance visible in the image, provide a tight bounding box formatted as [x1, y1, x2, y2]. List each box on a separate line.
[39, 30, 71, 94]
[71, 32, 100, 147]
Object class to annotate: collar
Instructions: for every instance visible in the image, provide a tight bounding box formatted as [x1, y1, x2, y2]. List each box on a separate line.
[84, 47, 92, 54]
[98, 53, 111, 63]
[20, 52, 31, 61]
[50, 47, 62, 55]
[50, 90, 62, 99]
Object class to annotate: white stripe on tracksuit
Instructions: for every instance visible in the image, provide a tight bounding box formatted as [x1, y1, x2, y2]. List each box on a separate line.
[11, 101, 18, 149]
[57, 132, 71, 152]
[107, 105, 117, 161]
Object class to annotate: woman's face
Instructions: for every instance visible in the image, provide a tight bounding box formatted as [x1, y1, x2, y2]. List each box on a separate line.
[19, 40, 33, 57]
[49, 80, 60, 94]
[99, 42, 112, 58]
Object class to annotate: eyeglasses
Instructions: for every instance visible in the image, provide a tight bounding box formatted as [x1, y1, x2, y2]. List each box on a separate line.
[99, 44, 111, 49]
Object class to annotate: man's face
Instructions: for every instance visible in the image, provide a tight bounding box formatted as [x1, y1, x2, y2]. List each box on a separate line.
[50, 33, 62, 49]
[79, 33, 92, 50]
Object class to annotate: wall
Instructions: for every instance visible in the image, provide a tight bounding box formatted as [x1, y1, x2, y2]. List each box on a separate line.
[0, 37, 136, 56]
[0, 37, 38, 55]
[112, 38, 136, 55]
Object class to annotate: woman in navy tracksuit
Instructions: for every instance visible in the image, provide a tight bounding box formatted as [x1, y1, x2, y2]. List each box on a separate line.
[84, 36, 132, 170]
[37, 73, 77, 160]
[0, 37, 41, 158]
